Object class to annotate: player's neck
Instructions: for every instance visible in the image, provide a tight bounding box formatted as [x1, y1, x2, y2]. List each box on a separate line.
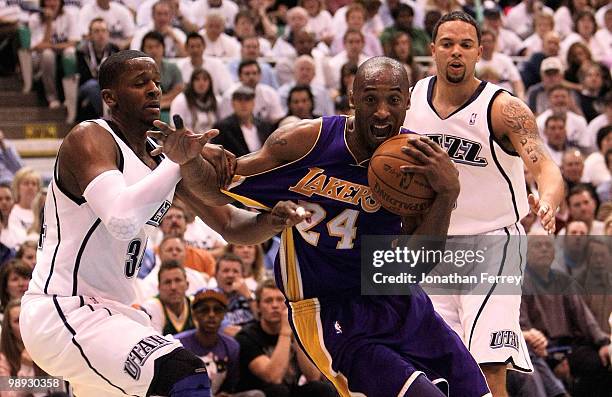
[110, 114, 149, 154]
[345, 117, 370, 164]
[433, 77, 482, 109]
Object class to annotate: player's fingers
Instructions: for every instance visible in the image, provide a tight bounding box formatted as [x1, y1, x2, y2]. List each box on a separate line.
[417, 136, 443, 153]
[401, 145, 429, 164]
[150, 147, 163, 156]
[400, 164, 427, 174]
[147, 130, 166, 141]
[198, 129, 219, 145]
[153, 119, 174, 135]
[172, 114, 184, 130]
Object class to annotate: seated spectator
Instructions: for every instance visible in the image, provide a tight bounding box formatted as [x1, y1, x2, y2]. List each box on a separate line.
[554, 0, 592, 39]
[199, 13, 240, 59]
[521, 232, 612, 397]
[76, 18, 120, 121]
[28, 0, 79, 120]
[8, 168, 40, 249]
[0, 130, 22, 188]
[130, 0, 186, 58]
[301, 0, 334, 45]
[560, 11, 599, 70]
[15, 241, 36, 270]
[536, 85, 590, 152]
[521, 31, 561, 89]
[235, 279, 336, 397]
[520, 12, 555, 57]
[231, 10, 273, 57]
[325, 29, 368, 91]
[563, 41, 593, 85]
[77, 0, 135, 50]
[214, 85, 275, 157]
[228, 35, 278, 89]
[140, 31, 184, 119]
[592, 7, 611, 67]
[278, 85, 319, 126]
[135, 0, 196, 31]
[0, 183, 13, 232]
[583, 126, 612, 187]
[543, 114, 571, 166]
[586, 91, 611, 148]
[0, 0, 22, 76]
[221, 244, 265, 293]
[564, 184, 605, 235]
[141, 260, 195, 335]
[595, 148, 612, 203]
[333, 62, 357, 114]
[220, 61, 285, 125]
[477, 28, 525, 100]
[214, 254, 257, 336]
[576, 62, 610, 123]
[380, 3, 431, 57]
[277, 56, 333, 117]
[330, 3, 382, 57]
[158, 205, 216, 276]
[191, 0, 239, 31]
[561, 149, 586, 194]
[0, 260, 31, 313]
[170, 68, 219, 133]
[386, 31, 423, 87]
[553, 219, 589, 276]
[176, 32, 233, 98]
[482, 3, 523, 56]
[274, 29, 327, 88]
[176, 289, 265, 397]
[140, 236, 210, 298]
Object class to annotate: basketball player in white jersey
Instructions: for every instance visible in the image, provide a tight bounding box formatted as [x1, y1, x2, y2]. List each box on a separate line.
[19, 50, 308, 397]
[403, 12, 564, 397]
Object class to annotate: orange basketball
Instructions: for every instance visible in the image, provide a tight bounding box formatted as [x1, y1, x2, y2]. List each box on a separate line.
[368, 134, 436, 216]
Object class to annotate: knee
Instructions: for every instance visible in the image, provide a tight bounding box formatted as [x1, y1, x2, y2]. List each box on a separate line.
[41, 49, 55, 63]
[147, 348, 209, 397]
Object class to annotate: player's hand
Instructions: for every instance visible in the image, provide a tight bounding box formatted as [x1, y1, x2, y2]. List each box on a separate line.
[264, 201, 311, 232]
[400, 136, 460, 198]
[147, 116, 218, 165]
[232, 277, 251, 298]
[528, 194, 556, 234]
[598, 344, 611, 367]
[201, 144, 236, 189]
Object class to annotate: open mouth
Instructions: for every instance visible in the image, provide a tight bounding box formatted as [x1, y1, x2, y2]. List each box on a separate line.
[370, 123, 392, 139]
[145, 102, 160, 110]
[449, 61, 464, 72]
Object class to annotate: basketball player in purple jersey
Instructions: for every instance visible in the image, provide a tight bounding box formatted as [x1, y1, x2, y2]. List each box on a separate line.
[154, 57, 492, 396]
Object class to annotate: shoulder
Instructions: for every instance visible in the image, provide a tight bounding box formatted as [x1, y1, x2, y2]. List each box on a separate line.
[491, 91, 537, 133]
[175, 329, 197, 344]
[219, 332, 240, 350]
[60, 120, 116, 160]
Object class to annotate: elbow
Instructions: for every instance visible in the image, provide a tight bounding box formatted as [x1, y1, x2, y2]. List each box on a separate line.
[105, 215, 141, 241]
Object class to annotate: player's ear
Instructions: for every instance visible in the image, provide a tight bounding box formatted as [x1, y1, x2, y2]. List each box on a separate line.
[348, 90, 355, 109]
[430, 42, 435, 56]
[477, 44, 483, 63]
[101, 88, 117, 108]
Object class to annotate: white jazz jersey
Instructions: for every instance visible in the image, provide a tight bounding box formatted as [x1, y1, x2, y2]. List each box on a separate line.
[403, 76, 529, 235]
[28, 119, 174, 305]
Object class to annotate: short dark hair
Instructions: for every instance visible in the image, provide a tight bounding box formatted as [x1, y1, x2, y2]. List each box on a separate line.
[158, 260, 186, 283]
[596, 126, 612, 151]
[238, 59, 260, 75]
[545, 114, 565, 128]
[392, 3, 413, 20]
[89, 17, 106, 33]
[99, 50, 151, 90]
[567, 183, 595, 203]
[343, 28, 364, 43]
[288, 85, 314, 113]
[141, 30, 165, 52]
[432, 11, 481, 45]
[255, 278, 279, 302]
[216, 253, 244, 274]
[186, 32, 205, 45]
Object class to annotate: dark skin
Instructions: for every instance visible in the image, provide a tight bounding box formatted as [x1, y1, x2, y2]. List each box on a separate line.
[59, 56, 308, 245]
[174, 59, 460, 236]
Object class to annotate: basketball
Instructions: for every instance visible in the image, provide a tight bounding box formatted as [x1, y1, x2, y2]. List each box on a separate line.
[368, 134, 436, 216]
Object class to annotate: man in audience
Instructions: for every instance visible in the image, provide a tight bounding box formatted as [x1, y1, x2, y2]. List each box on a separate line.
[543, 114, 570, 166]
[596, 149, 612, 203]
[274, 29, 327, 88]
[200, 13, 240, 59]
[326, 29, 368, 91]
[379, 3, 430, 57]
[176, 32, 233, 97]
[219, 60, 284, 125]
[78, 0, 134, 49]
[553, 220, 589, 275]
[482, 3, 523, 56]
[141, 260, 196, 335]
[565, 184, 605, 235]
[521, 232, 611, 397]
[130, 0, 186, 57]
[561, 149, 586, 191]
[191, 0, 239, 31]
[159, 204, 216, 276]
[521, 31, 561, 89]
[234, 279, 336, 397]
[526, 57, 572, 115]
[214, 254, 257, 336]
[228, 35, 278, 89]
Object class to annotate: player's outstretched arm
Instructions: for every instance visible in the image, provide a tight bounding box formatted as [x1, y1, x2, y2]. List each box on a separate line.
[58, 122, 186, 241]
[492, 93, 565, 234]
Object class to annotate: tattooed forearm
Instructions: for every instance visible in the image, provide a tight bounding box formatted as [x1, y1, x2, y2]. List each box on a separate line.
[501, 99, 547, 164]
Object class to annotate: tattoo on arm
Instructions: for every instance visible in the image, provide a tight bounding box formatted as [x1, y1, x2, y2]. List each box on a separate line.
[501, 100, 546, 164]
[265, 128, 290, 148]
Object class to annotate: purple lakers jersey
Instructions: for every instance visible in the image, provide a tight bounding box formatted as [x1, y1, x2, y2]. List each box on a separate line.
[227, 116, 402, 302]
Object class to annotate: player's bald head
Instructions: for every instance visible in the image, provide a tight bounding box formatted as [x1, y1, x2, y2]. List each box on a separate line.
[353, 56, 410, 94]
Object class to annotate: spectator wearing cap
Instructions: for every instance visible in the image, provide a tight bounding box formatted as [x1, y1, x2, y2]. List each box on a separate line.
[520, 31, 561, 89]
[379, 3, 431, 57]
[176, 289, 264, 397]
[536, 85, 590, 151]
[476, 28, 525, 100]
[583, 126, 612, 188]
[140, 260, 196, 335]
[586, 91, 612, 148]
[219, 60, 284, 125]
[482, 2, 523, 56]
[526, 57, 567, 115]
[213, 84, 275, 158]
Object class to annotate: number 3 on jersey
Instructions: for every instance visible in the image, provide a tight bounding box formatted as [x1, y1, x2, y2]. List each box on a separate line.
[294, 202, 358, 249]
[125, 239, 142, 278]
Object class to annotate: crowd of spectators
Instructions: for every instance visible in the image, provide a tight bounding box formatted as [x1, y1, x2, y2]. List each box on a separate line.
[0, 0, 610, 395]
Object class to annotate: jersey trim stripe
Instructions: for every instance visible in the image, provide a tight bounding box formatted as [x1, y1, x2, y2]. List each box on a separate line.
[72, 219, 102, 296]
[43, 185, 62, 294]
[486, 90, 520, 157]
[426, 77, 488, 120]
[53, 158, 86, 206]
[468, 227, 510, 351]
[52, 295, 138, 396]
[221, 190, 271, 211]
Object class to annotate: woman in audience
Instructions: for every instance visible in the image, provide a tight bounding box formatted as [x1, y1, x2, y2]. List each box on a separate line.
[170, 69, 219, 133]
[555, 0, 593, 39]
[0, 260, 30, 313]
[333, 62, 358, 115]
[15, 242, 36, 270]
[561, 11, 599, 65]
[564, 41, 594, 86]
[577, 62, 610, 122]
[300, 0, 333, 46]
[387, 31, 423, 86]
[7, 168, 40, 249]
[224, 244, 265, 292]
